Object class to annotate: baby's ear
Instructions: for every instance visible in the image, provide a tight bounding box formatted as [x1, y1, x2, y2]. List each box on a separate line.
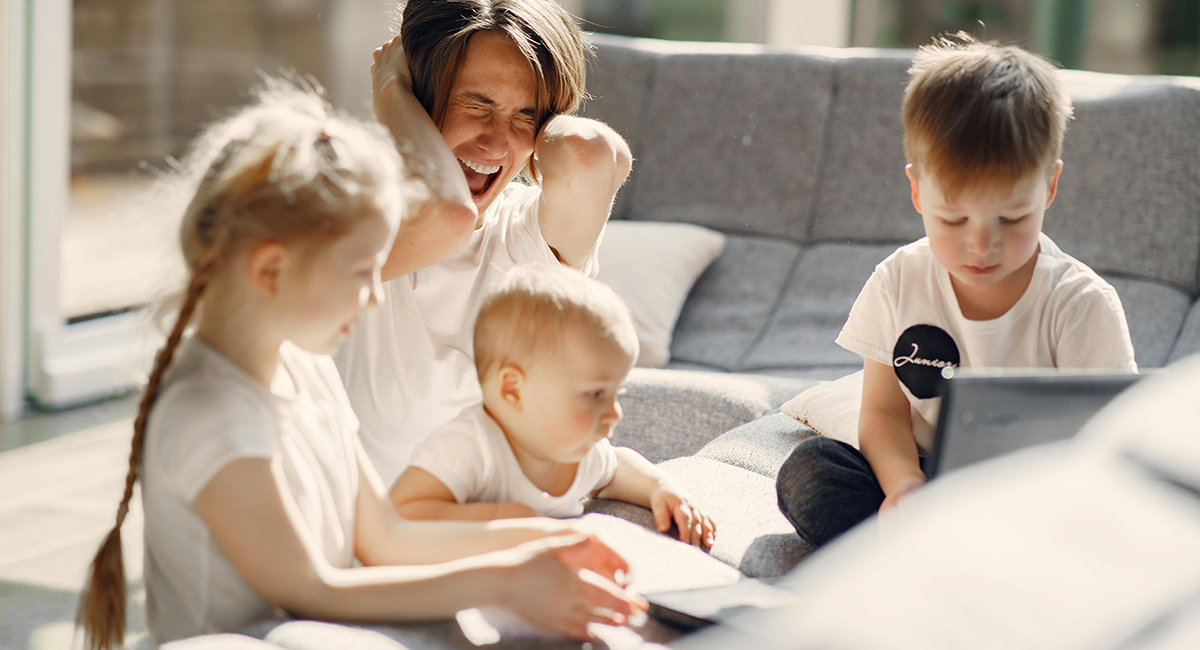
[497, 364, 526, 410]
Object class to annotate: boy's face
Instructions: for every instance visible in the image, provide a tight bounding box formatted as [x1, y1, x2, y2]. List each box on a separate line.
[907, 161, 1062, 304]
[499, 324, 636, 465]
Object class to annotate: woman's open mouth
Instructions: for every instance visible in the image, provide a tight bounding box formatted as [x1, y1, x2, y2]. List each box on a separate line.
[459, 158, 501, 202]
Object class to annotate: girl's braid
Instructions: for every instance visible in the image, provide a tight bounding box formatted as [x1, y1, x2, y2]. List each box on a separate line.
[78, 249, 220, 650]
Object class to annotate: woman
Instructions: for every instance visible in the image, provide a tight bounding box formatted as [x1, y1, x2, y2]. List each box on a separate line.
[335, 0, 632, 486]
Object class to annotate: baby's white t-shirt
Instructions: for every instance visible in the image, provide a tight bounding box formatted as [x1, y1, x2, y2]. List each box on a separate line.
[408, 404, 619, 518]
[335, 183, 601, 485]
[835, 233, 1137, 454]
[141, 338, 361, 645]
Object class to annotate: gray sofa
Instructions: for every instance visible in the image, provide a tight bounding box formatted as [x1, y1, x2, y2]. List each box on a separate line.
[580, 31, 1200, 583]
[158, 34, 1200, 650]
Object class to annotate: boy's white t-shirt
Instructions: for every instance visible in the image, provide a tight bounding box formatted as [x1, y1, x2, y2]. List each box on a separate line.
[408, 404, 620, 518]
[141, 338, 361, 645]
[836, 233, 1137, 454]
[335, 183, 601, 485]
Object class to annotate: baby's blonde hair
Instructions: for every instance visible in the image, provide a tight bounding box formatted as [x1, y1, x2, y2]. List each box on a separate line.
[473, 264, 637, 380]
[903, 33, 1073, 201]
[78, 77, 408, 650]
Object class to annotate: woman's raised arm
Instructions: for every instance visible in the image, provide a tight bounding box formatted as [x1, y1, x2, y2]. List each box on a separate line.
[371, 36, 477, 281]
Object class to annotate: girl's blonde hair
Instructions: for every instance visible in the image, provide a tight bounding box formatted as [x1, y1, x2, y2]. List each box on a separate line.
[77, 77, 407, 650]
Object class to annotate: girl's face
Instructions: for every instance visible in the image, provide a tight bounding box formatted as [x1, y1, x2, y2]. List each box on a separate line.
[281, 210, 395, 355]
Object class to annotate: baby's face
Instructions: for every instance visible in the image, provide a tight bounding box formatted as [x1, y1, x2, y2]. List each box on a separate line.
[908, 162, 1061, 306]
[511, 326, 636, 464]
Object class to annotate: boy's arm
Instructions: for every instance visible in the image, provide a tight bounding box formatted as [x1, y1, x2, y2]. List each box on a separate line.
[858, 358, 926, 512]
[596, 447, 715, 547]
[389, 466, 538, 521]
[536, 115, 632, 269]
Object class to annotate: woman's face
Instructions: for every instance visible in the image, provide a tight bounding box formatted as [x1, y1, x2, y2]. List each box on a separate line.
[439, 31, 539, 215]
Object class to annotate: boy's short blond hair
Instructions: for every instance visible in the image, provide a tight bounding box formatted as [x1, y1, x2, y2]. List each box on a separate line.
[473, 264, 638, 380]
[903, 33, 1073, 200]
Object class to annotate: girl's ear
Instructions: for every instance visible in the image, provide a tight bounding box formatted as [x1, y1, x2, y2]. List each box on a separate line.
[497, 364, 525, 411]
[247, 242, 290, 297]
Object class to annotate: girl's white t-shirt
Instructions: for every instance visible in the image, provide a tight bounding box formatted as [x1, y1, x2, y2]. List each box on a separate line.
[141, 338, 361, 645]
[835, 233, 1137, 454]
[335, 183, 601, 485]
[408, 404, 620, 518]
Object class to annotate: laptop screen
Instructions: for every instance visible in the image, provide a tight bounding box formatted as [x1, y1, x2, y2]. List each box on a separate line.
[927, 370, 1143, 479]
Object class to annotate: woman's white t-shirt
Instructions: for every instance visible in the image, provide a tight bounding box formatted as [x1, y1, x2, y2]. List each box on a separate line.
[335, 183, 601, 485]
[408, 404, 620, 518]
[141, 338, 361, 645]
[835, 233, 1137, 454]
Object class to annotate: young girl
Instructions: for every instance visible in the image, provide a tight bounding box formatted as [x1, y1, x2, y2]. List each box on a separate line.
[78, 81, 643, 650]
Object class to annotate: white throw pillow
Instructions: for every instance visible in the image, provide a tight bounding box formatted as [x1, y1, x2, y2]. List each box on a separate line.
[596, 220, 726, 368]
[780, 370, 864, 447]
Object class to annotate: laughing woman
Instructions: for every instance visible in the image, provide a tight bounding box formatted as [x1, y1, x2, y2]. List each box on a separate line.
[336, 0, 632, 487]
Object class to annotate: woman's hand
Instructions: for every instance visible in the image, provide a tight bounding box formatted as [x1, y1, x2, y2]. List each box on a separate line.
[504, 533, 647, 641]
[372, 35, 413, 102]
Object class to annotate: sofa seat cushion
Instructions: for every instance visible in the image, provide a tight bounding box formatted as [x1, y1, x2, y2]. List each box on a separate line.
[743, 242, 899, 372]
[614, 367, 818, 463]
[696, 412, 815, 479]
[587, 457, 811, 578]
[670, 234, 801, 371]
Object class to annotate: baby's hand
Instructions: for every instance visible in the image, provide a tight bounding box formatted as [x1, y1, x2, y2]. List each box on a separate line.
[649, 481, 715, 548]
[371, 35, 413, 101]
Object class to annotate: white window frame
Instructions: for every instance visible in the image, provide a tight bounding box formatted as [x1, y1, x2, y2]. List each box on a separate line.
[1, 0, 29, 421]
[23, 0, 145, 412]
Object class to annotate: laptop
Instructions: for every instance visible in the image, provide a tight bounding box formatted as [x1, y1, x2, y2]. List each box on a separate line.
[925, 368, 1145, 479]
[645, 578, 801, 629]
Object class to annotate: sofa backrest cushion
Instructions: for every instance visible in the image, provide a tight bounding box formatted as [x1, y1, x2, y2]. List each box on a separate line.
[1049, 72, 1200, 295]
[586, 36, 835, 241]
[581, 35, 658, 220]
[808, 51, 921, 243]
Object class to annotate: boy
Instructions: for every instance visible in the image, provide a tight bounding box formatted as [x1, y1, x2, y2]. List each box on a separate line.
[775, 35, 1137, 548]
[390, 265, 716, 548]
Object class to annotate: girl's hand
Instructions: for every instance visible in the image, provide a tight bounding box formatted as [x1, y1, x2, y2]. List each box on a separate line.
[650, 481, 716, 548]
[495, 501, 540, 519]
[371, 35, 413, 101]
[505, 534, 647, 641]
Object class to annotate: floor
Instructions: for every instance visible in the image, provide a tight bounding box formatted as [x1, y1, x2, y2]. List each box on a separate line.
[0, 397, 147, 650]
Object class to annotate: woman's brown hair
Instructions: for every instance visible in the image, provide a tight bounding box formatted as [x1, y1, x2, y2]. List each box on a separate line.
[76, 78, 404, 650]
[396, 0, 590, 181]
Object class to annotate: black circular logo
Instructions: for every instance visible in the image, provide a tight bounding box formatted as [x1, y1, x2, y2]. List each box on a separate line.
[892, 325, 960, 399]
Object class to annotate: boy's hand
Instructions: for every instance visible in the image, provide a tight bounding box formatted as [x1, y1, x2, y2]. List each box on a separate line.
[371, 35, 414, 102]
[879, 474, 925, 515]
[649, 481, 716, 548]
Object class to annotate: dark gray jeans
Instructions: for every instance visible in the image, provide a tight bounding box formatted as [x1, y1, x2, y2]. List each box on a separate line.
[775, 436, 928, 548]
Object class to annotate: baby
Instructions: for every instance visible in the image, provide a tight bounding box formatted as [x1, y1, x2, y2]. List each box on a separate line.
[391, 264, 716, 547]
